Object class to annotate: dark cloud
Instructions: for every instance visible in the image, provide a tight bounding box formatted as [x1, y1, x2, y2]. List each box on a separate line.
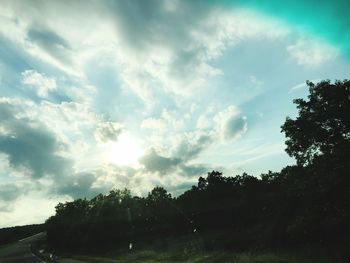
[215, 106, 248, 140]
[224, 115, 247, 140]
[107, 0, 211, 51]
[175, 133, 213, 160]
[27, 28, 72, 65]
[0, 184, 22, 202]
[0, 128, 71, 178]
[55, 172, 108, 199]
[0, 183, 23, 211]
[140, 136, 212, 177]
[0, 99, 120, 200]
[0, 101, 72, 178]
[180, 163, 209, 177]
[94, 122, 123, 143]
[140, 149, 181, 174]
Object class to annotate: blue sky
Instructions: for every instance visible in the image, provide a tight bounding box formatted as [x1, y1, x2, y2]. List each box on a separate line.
[0, 0, 349, 227]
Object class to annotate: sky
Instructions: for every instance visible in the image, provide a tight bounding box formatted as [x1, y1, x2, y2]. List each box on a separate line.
[0, 0, 349, 228]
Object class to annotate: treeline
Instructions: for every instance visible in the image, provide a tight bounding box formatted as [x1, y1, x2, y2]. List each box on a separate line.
[46, 80, 350, 258]
[0, 224, 45, 245]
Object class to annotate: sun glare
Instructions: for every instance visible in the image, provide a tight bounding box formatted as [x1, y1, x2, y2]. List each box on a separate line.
[106, 133, 144, 166]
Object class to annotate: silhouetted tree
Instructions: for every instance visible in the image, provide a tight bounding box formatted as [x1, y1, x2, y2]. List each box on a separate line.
[281, 80, 350, 165]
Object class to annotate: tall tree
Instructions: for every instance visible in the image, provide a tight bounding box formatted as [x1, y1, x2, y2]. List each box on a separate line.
[281, 80, 350, 165]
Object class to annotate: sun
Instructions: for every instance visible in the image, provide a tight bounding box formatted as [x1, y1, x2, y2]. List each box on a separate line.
[106, 133, 144, 167]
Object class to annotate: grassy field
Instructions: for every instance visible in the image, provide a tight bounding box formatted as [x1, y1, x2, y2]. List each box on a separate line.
[58, 248, 333, 263]
[0, 242, 17, 256]
[55, 232, 335, 263]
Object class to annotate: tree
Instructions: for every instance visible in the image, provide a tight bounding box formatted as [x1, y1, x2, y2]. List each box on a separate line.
[281, 80, 350, 166]
[147, 186, 172, 204]
[206, 170, 224, 187]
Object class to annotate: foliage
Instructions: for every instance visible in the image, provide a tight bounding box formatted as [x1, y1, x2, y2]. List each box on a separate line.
[0, 224, 45, 245]
[281, 80, 350, 166]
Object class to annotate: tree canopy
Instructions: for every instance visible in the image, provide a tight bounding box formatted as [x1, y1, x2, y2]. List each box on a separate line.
[281, 80, 350, 165]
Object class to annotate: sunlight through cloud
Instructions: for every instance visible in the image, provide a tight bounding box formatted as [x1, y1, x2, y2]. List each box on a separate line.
[105, 133, 144, 167]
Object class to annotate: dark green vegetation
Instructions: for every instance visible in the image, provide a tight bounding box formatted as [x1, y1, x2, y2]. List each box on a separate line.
[46, 80, 350, 261]
[62, 249, 329, 263]
[0, 224, 45, 245]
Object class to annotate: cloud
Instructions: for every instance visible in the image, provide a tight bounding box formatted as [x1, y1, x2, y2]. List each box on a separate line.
[0, 98, 123, 200]
[94, 122, 124, 143]
[286, 39, 339, 67]
[141, 109, 184, 133]
[55, 172, 108, 199]
[174, 131, 214, 161]
[214, 105, 248, 140]
[21, 69, 57, 98]
[0, 99, 72, 178]
[139, 128, 215, 177]
[27, 28, 72, 66]
[141, 118, 167, 131]
[196, 114, 211, 130]
[0, 183, 23, 211]
[105, 2, 289, 100]
[179, 163, 210, 178]
[140, 149, 181, 174]
[0, 0, 291, 103]
[138, 104, 247, 179]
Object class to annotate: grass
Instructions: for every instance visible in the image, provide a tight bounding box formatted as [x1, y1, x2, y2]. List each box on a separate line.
[58, 249, 332, 263]
[0, 242, 18, 257]
[55, 232, 334, 262]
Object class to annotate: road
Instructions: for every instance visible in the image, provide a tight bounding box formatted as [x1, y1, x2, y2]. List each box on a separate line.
[0, 232, 46, 263]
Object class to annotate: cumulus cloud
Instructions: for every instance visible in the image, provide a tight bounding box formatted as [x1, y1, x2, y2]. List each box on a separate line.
[0, 97, 128, 200]
[94, 122, 124, 143]
[104, 1, 289, 100]
[139, 148, 211, 178]
[0, 99, 72, 178]
[139, 128, 215, 177]
[0, 96, 247, 202]
[140, 149, 181, 174]
[141, 118, 167, 131]
[21, 69, 57, 98]
[196, 115, 211, 130]
[138, 104, 247, 178]
[142, 109, 184, 132]
[0, 0, 290, 103]
[55, 172, 109, 199]
[0, 184, 23, 211]
[214, 105, 248, 140]
[174, 131, 214, 161]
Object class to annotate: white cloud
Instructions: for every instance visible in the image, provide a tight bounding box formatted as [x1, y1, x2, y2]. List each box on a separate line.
[0, 1, 291, 105]
[196, 115, 211, 130]
[0, 192, 67, 228]
[141, 118, 167, 131]
[21, 70, 57, 98]
[287, 39, 339, 67]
